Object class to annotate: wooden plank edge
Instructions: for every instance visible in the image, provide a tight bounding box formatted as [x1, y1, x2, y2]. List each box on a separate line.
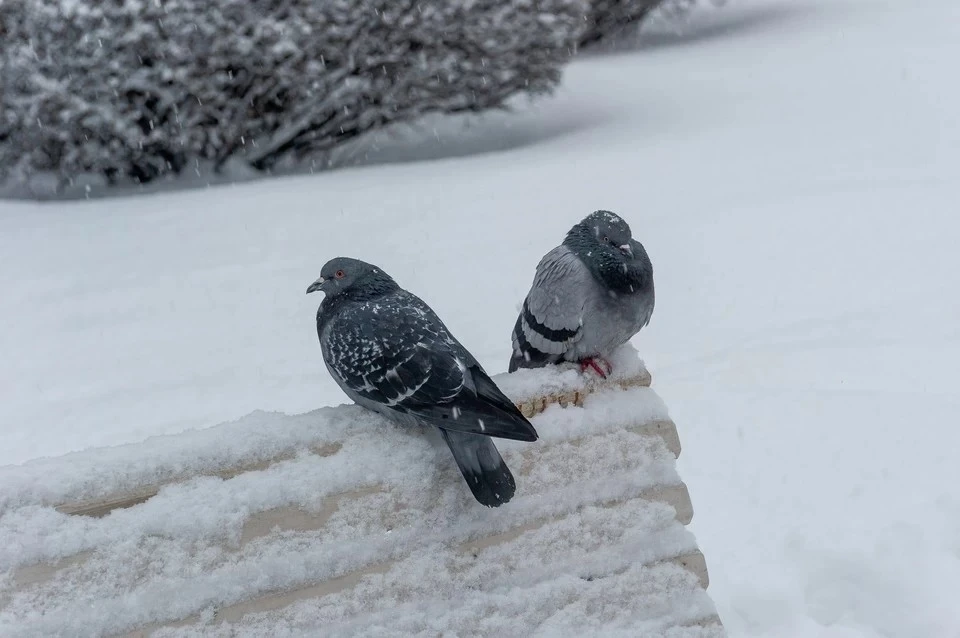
[14, 482, 692, 592]
[56, 414, 676, 521]
[672, 548, 710, 590]
[131, 550, 708, 635]
[460, 483, 693, 557]
[628, 418, 680, 457]
[515, 371, 652, 419]
[682, 614, 726, 632]
[55, 442, 342, 517]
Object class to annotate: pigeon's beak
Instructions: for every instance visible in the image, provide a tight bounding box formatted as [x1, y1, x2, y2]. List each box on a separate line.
[619, 244, 634, 259]
[306, 277, 326, 294]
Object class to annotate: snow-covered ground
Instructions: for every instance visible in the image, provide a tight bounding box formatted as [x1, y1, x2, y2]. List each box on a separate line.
[2, 0, 959, 635]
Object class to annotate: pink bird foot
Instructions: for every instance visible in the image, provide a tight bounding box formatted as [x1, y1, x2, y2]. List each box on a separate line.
[579, 357, 612, 379]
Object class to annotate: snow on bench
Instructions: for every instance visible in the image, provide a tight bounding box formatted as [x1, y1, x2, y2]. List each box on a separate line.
[0, 345, 724, 637]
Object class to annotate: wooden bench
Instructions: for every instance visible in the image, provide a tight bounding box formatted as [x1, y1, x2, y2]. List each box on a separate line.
[0, 346, 725, 636]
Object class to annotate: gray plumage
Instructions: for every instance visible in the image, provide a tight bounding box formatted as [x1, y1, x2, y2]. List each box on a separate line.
[509, 210, 654, 376]
[308, 257, 538, 507]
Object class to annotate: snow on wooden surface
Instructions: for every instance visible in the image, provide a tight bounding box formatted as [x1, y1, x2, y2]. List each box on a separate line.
[0, 346, 723, 636]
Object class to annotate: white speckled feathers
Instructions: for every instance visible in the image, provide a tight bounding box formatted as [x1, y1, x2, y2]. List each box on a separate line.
[312, 258, 538, 508]
[321, 293, 467, 411]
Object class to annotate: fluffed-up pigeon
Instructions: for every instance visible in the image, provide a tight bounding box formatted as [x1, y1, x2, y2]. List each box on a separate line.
[509, 210, 655, 378]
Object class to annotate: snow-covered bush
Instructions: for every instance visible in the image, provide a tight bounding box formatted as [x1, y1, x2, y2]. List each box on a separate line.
[0, 0, 586, 193]
[580, 0, 700, 47]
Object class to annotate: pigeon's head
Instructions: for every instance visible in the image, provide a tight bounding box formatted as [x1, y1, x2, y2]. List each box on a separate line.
[306, 257, 395, 298]
[570, 210, 635, 259]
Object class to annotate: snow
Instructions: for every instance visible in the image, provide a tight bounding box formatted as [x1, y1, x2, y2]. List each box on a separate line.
[0, 375, 696, 635]
[0, 356, 666, 515]
[183, 507, 712, 638]
[497, 342, 651, 404]
[2, 0, 960, 635]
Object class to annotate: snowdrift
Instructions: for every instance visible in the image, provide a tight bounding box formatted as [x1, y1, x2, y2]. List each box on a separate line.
[0, 345, 724, 636]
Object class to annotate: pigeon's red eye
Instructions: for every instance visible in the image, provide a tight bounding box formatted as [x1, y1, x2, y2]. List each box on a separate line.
[335, 270, 345, 279]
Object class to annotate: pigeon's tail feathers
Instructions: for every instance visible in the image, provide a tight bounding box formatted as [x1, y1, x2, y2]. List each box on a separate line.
[508, 313, 560, 373]
[440, 429, 517, 507]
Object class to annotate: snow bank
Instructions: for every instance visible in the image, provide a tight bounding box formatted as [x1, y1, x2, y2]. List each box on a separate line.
[0, 347, 721, 636]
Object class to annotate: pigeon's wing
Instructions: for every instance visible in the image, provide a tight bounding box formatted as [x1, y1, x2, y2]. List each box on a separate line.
[323, 297, 463, 408]
[511, 245, 592, 366]
[324, 294, 536, 442]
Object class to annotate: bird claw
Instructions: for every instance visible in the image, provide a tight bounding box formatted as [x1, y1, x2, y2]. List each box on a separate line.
[579, 357, 612, 379]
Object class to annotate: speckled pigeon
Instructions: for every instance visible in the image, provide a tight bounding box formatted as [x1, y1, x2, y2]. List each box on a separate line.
[509, 210, 655, 378]
[308, 257, 538, 507]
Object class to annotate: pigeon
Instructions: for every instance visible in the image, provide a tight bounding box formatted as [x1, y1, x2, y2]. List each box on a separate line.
[509, 210, 654, 378]
[307, 257, 539, 507]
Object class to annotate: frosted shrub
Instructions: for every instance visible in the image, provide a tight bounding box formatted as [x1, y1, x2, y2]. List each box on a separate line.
[580, 0, 701, 47]
[0, 0, 586, 194]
